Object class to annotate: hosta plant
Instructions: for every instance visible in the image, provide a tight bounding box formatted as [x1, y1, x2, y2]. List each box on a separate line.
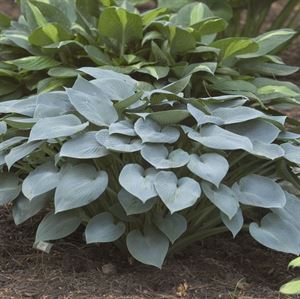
[1, 67, 300, 267]
[0, 0, 299, 115]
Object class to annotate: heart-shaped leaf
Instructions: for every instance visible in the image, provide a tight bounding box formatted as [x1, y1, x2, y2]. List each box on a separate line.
[36, 211, 81, 242]
[66, 88, 118, 127]
[141, 144, 190, 169]
[22, 162, 60, 200]
[29, 114, 88, 142]
[234, 174, 286, 208]
[85, 212, 126, 243]
[202, 182, 239, 219]
[96, 129, 142, 152]
[0, 173, 21, 205]
[250, 141, 285, 160]
[119, 164, 158, 203]
[126, 225, 169, 268]
[60, 131, 109, 159]
[154, 171, 201, 213]
[187, 153, 228, 187]
[134, 118, 180, 144]
[153, 213, 187, 243]
[118, 189, 155, 215]
[109, 120, 136, 136]
[249, 213, 300, 255]
[55, 164, 108, 213]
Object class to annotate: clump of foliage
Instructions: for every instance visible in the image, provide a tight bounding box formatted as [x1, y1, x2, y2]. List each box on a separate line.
[280, 257, 300, 295]
[0, 67, 300, 267]
[0, 0, 299, 113]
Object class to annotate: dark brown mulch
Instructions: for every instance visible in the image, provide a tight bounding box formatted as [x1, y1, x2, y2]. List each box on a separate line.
[0, 207, 299, 299]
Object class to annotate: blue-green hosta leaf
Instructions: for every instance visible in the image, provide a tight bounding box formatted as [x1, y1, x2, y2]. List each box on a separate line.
[154, 171, 201, 213]
[162, 75, 191, 94]
[60, 132, 109, 159]
[0, 173, 21, 205]
[249, 213, 300, 255]
[36, 211, 81, 242]
[226, 119, 280, 143]
[0, 122, 7, 135]
[141, 144, 189, 169]
[134, 118, 180, 144]
[7, 56, 60, 71]
[188, 125, 253, 151]
[99, 7, 143, 48]
[234, 174, 286, 208]
[187, 104, 223, 126]
[137, 66, 169, 79]
[96, 129, 142, 152]
[34, 91, 73, 118]
[66, 88, 118, 127]
[272, 192, 300, 232]
[153, 213, 187, 244]
[0, 96, 37, 116]
[126, 225, 169, 268]
[278, 132, 300, 141]
[79, 67, 137, 86]
[5, 141, 44, 169]
[171, 2, 213, 26]
[281, 143, 300, 164]
[148, 110, 190, 126]
[239, 29, 296, 59]
[250, 141, 284, 160]
[0, 137, 27, 152]
[55, 164, 108, 213]
[212, 106, 263, 124]
[13, 193, 49, 225]
[85, 212, 126, 244]
[118, 189, 155, 216]
[202, 182, 239, 219]
[29, 115, 89, 142]
[109, 120, 136, 136]
[188, 153, 228, 187]
[119, 164, 158, 203]
[221, 208, 243, 237]
[22, 162, 60, 200]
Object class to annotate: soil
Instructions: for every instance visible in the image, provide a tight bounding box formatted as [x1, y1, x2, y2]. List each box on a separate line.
[1, 1, 300, 298]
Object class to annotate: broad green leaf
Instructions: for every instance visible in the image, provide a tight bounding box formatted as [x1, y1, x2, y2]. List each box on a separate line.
[99, 7, 143, 52]
[188, 153, 229, 187]
[187, 125, 253, 151]
[154, 171, 201, 213]
[168, 26, 196, 54]
[55, 164, 108, 212]
[280, 278, 300, 295]
[192, 17, 227, 38]
[142, 7, 167, 25]
[118, 189, 155, 215]
[187, 104, 223, 126]
[29, 114, 89, 142]
[202, 182, 239, 219]
[13, 193, 49, 225]
[85, 212, 126, 243]
[66, 88, 118, 127]
[221, 208, 243, 237]
[148, 110, 190, 126]
[126, 225, 169, 268]
[60, 132, 109, 159]
[137, 66, 169, 79]
[22, 162, 60, 200]
[175, 62, 217, 77]
[158, 0, 191, 11]
[96, 129, 142, 152]
[119, 164, 157, 203]
[5, 141, 43, 169]
[0, 12, 11, 28]
[249, 213, 300, 255]
[109, 120, 136, 136]
[281, 143, 300, 164]
[48, 67, 80, 78]
[234, 174, 286, 208]
[36, 211, 81, 242]
[162, 75, 191, 93]
[141, 144, 189, 169]
[134, 118, 180, 144]
[289, 257, 300, 269]
[84, 45, 112, 65]
[0, 173, 21, 205]
[153, 213, 187, 244]
[7, 56, 60, 71]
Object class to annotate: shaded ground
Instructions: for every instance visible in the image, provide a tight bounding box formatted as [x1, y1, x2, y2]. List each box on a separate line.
[1, 1, 300, 298]
[1, 207, 299, 299]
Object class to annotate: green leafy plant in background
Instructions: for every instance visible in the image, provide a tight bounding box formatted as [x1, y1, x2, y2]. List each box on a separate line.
[1, 67, 300, 267]
[0, 0, 299, 117]
[280, 257, 300, 295]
